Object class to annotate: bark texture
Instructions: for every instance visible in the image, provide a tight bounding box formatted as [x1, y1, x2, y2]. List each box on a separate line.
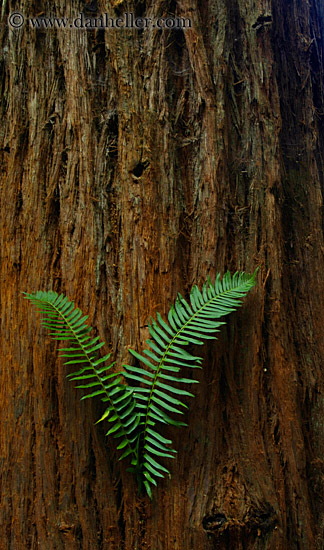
[1, 0, 324, 548]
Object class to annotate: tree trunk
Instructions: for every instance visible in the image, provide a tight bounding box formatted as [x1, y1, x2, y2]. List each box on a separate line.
[1, 0, 324, 548]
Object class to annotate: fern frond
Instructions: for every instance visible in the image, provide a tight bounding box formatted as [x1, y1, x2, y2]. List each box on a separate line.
[124, 270, 257, 495]
[26, 270, 257, 499]
[24, 291, 139, 462]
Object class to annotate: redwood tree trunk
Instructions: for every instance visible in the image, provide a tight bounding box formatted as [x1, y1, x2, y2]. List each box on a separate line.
[1, 1, 324, 549]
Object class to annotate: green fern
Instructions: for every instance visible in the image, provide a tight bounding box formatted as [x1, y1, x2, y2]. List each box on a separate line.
[25, 270, 257, 498]
[24, 291, 139, 463]
[123, 270, 257, 496]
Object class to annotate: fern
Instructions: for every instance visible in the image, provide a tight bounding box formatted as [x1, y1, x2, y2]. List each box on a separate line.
[123, 270, 257, 496]
[24, 291, 139, 463]
[25, 270, 257, 498]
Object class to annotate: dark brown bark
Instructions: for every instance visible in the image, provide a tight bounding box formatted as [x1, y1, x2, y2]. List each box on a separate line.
[1, 0, 324, 548]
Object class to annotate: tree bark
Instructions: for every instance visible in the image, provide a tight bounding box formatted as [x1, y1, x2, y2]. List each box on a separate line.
[1, 0, 324, 548]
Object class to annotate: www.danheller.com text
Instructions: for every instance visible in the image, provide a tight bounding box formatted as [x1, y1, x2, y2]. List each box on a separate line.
[8, 11, 192, 30]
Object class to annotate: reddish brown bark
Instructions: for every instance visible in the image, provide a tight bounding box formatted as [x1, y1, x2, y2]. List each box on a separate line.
[1, 0, 324, 548]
